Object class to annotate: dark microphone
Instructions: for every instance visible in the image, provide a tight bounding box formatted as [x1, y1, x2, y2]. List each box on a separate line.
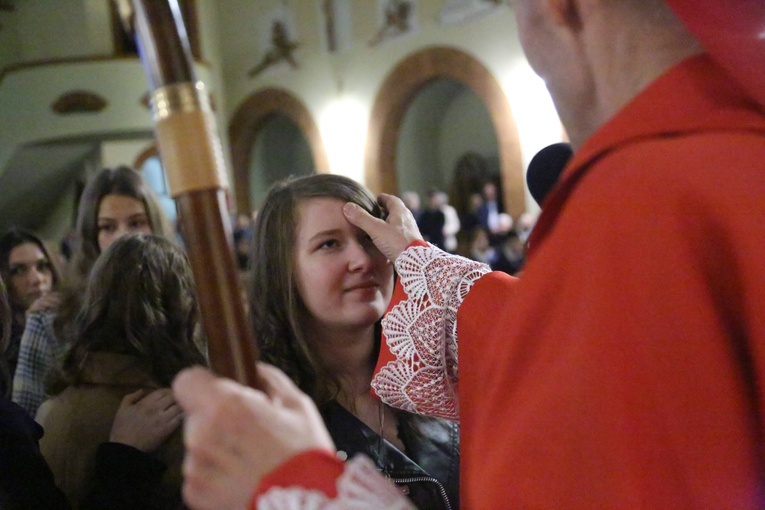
[526, 142, 573, 206]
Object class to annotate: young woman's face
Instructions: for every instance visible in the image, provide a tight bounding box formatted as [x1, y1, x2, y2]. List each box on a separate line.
[8, 242, 53, 309]
[97, 194, 152, 252]
[293, 197, 393, 334]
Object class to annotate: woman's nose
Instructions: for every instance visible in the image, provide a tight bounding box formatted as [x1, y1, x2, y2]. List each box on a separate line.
[27, 267, 45, 286]
[114, 224, 132, 240]
[347, 240, 373, 271]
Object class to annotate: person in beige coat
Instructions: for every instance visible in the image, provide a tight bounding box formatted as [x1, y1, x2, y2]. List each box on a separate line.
[37, 234, 206, 509]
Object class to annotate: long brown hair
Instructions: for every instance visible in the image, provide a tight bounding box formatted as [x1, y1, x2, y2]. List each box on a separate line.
[55, 166, 174, 339]
[0, 276, 11, 397]
[70, 166, 174, 283]
[0, 227, 61, 315]
[53, 234, 205, 391]
[250, 174, 384, 404]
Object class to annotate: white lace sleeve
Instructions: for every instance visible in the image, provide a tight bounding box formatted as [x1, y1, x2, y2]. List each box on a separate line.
[372, 244, 490, 421]
[256, 456, 414, 510]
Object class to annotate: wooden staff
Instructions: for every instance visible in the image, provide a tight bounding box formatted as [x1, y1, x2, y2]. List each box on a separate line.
[120, 0, 259, 387]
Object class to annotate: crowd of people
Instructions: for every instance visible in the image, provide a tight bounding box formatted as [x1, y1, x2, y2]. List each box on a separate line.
[0, 171, 463, 510]
[1, 166, 197, 509]
[401, 184, 532, 277]
[1, 0, 764, 509]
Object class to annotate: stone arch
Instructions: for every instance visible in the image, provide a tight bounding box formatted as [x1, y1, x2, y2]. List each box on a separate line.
[365, 46, 525, 218]
[229, 88, 329, 214]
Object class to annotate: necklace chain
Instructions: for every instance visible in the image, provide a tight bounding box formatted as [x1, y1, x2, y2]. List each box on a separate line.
[377, 399, 386, 456]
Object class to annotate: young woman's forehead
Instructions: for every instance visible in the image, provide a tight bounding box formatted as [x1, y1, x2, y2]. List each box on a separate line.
[9, 243, 46, 263]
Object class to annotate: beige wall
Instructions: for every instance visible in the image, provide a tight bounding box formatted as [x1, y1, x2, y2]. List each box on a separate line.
[216, 0, 562, 210]
[0, 0, 564, 236]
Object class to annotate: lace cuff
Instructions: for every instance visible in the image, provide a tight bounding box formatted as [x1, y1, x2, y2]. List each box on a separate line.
[255, 456, 414, 510]
[372, 243, 490, 420]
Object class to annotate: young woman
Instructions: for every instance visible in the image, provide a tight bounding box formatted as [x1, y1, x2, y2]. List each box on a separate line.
[2, 269, 192, 509]
[0, 228, 60, 380]
[12, 166, 174, 417]
[250, 174, 459, 510]
[67, 166, 173, 286]
[36, 234, 205, 508]
[0, 274, 73, 509]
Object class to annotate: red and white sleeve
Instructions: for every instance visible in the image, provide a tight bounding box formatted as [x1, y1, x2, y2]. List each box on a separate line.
[253, 451, 414, 509]
[372, 241, 490, 421]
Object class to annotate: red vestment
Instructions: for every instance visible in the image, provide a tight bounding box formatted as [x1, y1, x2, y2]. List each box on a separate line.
[254, 54, 765, 509]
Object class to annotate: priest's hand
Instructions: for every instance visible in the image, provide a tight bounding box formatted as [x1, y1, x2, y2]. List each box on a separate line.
[343, 193, 423, 263]
[173, 363, 335, 510]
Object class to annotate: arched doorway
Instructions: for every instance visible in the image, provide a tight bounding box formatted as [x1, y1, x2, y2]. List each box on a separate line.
[396, 77, 501, 212]
[134, 145, 177, 226]
[247, 113, 314, 208]
[366, 46, 525, 219]
[229, 88, 329, 214]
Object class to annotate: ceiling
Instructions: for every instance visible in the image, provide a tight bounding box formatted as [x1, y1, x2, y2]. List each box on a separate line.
[0, 141, 98, 232]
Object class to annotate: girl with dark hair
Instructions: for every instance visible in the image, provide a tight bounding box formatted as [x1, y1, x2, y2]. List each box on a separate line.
[0, 274, 71, 509]
[68, 165, 174, 285]
[13, 166, 175, 417]
[0, 228, 60, 380]
[250, 174, 459, 510]
[36, 234, 205, 508]
[0, 275, 15, 398]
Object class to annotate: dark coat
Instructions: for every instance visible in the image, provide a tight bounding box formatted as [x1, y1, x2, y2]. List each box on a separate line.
[36, 352, 184, 509]
[322, 401, 460, 510]
[0, 396, 71, 509]
[417, 209, 447, 250]
[0, 396, 182, 509]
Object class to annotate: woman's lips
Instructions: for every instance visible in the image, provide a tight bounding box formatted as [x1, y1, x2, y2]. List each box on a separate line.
[344, 281, 378, 292]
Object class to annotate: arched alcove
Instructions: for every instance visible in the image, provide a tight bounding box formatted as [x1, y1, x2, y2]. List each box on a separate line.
[366, 46, 525, 218]
[247, 113, 314, 208]
[396, 77, 500, 206]
[133, 146, 178, 226]
[229, 88, 329, 214]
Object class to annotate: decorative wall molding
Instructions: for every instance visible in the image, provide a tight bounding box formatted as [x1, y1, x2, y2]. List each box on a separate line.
[51, 90, 108, 114]
[369, 0, 416, 47]
[439, 0, 503, 25]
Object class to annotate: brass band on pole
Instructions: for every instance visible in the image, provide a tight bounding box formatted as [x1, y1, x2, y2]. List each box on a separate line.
[151, 81, 208, 119]
[124, 0, 260, 388]
[152, 83, 230, 196]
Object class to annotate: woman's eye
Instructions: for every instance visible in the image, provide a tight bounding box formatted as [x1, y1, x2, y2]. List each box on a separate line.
[319, 239, 339, 249]
[98, 224, 115, 233]
[36, 261, 52, 273]
[9, 265, 25, 277]
[129, 218, 149, 230]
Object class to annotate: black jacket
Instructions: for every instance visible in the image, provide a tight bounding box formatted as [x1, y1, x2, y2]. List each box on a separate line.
[321, 401, 460, 510]
[0, 397, 71, 510]
[0, 397, 182, 510]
